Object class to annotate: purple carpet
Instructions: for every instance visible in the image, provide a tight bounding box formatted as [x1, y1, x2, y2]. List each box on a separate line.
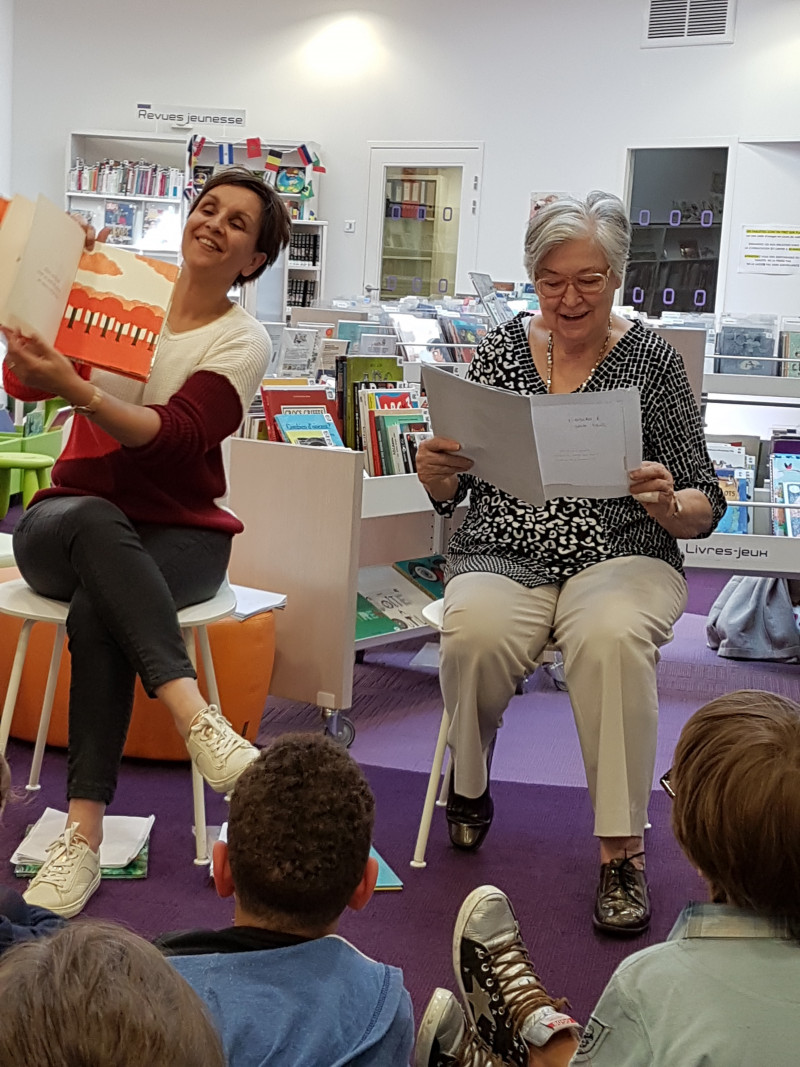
[0, 737, 704, 1026]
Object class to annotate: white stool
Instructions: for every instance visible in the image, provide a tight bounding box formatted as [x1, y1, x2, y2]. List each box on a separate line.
[0, 578, 237, 866]
[411, 597, 560, 869]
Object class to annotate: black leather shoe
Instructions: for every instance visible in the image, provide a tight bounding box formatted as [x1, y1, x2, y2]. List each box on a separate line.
[592, 854, 651, 935]
[446, 741, 495, 851]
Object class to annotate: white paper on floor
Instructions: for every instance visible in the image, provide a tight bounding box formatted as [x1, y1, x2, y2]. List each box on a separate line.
[11, 807, 155, 868]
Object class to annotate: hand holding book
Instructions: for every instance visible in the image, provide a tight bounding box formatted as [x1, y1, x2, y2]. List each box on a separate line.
[415, 435, 474, 502]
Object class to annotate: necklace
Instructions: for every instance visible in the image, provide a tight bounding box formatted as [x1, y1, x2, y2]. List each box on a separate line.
[546, 316, 613, 394]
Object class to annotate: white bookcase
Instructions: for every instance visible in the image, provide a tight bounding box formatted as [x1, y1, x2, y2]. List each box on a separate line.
[66, 130, 185, 263]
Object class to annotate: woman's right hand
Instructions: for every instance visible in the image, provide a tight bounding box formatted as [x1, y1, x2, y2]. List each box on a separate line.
[416, 435, 473, 502]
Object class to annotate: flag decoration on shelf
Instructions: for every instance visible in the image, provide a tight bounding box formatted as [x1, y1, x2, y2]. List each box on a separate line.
[246, 137, 262, 159]
[183, 179, 195, 201]
[218, 143, 234, 165]
[191, 136, 206, 164]
[312, 153, 326, 174]
[296, 143, 312, 167]
[264, 148, 283, 172]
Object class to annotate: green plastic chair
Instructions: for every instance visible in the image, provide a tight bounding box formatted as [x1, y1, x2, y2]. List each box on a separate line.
[0, 452, 55, 519]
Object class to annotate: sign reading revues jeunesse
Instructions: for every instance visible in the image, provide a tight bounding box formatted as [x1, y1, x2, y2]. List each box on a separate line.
[136, 104, 246, 128]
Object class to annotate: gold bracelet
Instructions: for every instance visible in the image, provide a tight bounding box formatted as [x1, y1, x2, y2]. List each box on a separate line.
[71, 386, 104, 416]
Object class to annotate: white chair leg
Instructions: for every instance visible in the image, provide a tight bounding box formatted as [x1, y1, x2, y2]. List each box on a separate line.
[436, 753, 452, 806]
[182, 626, 210, 866]
[411, 707, 450, 869]
[28, 623, 66, 791]
[0, 619, 33, 756]
[196, 625, 221, 708]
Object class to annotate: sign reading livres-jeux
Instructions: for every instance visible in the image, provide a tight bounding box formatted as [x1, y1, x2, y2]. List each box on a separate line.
[136, 104, 246, 129]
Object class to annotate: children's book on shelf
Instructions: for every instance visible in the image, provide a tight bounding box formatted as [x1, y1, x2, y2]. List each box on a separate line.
[276, 327, 318, 378]
[371, 409, 431, 476]
[274, 411, 344, 447]
[707, 443, 754, 534]
[770, 452, 800, 537]
[338, 354, 404, 449]
[317, 337, 348, 374]
[384, 312, 446, 362]
[715, 313, 779, 376]
[438, 313, 489, 362]
[780, 317, 800, 378]
[358, 386, 422, 474]
[139, 203, 181, 249]
[336, 320, 396, 354]
[103, 200, 136, 245]
[355, 593, 406, 641]
[404, 430, 433, 473]
[260, 382, 341, 441]
[392, 555, 446, 599]
[358, 565, 437, 630]
[0, 193, 179, 381]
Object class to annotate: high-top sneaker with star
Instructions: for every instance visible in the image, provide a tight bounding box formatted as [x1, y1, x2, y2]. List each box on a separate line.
[416, 988, 508, 1067]
[453, 885, 581, 1067]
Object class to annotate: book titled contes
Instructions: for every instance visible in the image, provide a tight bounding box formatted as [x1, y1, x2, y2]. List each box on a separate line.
[0, 193, 179, 381]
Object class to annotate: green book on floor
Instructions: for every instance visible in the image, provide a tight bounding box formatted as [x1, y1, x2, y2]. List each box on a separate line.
[15, 833, 150, 880]
[370, 846, 402, 891]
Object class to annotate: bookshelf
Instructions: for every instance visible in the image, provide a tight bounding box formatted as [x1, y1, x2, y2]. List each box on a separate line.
[66, 130, 186, 263]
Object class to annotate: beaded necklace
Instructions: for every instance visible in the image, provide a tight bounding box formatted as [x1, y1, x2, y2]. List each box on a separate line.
[545, 316, 613, 393]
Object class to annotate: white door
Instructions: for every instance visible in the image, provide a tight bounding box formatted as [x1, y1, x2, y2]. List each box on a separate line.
[364, 143, 483, 300]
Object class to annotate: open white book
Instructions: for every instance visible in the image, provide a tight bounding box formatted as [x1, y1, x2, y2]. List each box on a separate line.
[421, 366, 642, 507]
[11, 807, 154, 869]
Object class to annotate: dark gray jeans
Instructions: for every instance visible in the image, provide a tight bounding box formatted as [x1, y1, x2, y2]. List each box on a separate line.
[13, 496, 232, 805]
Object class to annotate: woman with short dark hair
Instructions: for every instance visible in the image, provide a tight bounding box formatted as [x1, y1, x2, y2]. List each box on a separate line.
[1, 167, 291, 918]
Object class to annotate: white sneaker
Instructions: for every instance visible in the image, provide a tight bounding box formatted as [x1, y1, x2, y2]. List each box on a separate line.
[23, 823, 101, 918]
[185, 704, 259, 793]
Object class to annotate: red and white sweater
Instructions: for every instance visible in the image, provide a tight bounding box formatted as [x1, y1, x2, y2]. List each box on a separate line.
[2, 304, 269, 534]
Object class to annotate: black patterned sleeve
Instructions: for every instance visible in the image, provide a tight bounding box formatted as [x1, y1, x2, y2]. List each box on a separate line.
[641, 343, 726, 534]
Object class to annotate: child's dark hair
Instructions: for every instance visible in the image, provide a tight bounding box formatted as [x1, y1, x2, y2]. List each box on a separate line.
[188, 165, 291, 284]
[672, 689, 800, 938]
[0, 920, 225, 1066]
[228, 733, 375, 929]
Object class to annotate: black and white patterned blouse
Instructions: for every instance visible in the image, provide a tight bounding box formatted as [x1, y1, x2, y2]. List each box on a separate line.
[432, 315, 726, 587]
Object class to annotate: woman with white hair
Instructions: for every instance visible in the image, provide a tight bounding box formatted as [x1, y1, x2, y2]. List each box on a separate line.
[416, 191, 725, 935]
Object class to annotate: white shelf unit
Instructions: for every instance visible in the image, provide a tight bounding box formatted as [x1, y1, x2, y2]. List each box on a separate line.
[227, 441, 461, 712]
[66, 130, 186, 263]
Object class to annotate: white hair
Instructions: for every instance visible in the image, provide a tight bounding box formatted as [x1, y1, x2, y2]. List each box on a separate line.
[523, 190, 631, 280]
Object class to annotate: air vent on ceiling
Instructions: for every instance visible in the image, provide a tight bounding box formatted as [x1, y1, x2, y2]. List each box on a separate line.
[643, 0, 736, 47]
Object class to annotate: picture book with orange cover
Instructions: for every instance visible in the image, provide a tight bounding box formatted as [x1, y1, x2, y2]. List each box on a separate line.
[0, 194, 179, 382]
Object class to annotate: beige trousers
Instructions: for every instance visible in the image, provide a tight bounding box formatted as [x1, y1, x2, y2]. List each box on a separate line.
[439, 557, 688, 837]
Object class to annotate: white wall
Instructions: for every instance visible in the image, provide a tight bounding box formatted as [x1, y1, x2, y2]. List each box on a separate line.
[0, 0, 12, 195]
[8, 0, 800, 311]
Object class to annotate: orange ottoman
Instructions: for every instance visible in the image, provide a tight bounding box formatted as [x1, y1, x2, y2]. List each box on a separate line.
[0, 568, 275, 760]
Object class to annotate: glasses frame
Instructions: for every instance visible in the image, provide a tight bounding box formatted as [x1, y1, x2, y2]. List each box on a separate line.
[533, 267, 613, 300]
[659, 769, 675, 799]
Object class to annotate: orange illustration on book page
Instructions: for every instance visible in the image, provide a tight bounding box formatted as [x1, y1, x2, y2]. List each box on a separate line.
[55, 246, 180, 382]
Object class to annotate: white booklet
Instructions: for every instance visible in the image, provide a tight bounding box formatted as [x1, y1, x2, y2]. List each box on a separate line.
[11, 807, 155, 869]
[421, 366, 642, 507]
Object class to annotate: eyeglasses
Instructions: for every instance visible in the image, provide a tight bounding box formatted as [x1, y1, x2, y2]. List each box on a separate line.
[533, 268, 612, 299]
[659, 769, 675, 799]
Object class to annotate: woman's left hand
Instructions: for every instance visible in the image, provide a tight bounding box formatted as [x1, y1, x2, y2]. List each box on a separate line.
[628, 461, 679, 522]
[1, 328, 83, 397]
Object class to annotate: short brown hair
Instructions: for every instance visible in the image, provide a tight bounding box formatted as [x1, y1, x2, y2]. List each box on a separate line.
[227, 733, 375, 928]
[188, 165, 291, 284]
[671, 690, 800, 937]
[0, 920, 225, 1066]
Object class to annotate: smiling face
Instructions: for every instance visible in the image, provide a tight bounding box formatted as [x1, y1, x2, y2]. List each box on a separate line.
[535, 235, 619, 349]
[183, 184, 268, 287]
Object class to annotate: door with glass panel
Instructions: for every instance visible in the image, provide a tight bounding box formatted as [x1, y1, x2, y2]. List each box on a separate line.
[364, 144, 483, 301]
